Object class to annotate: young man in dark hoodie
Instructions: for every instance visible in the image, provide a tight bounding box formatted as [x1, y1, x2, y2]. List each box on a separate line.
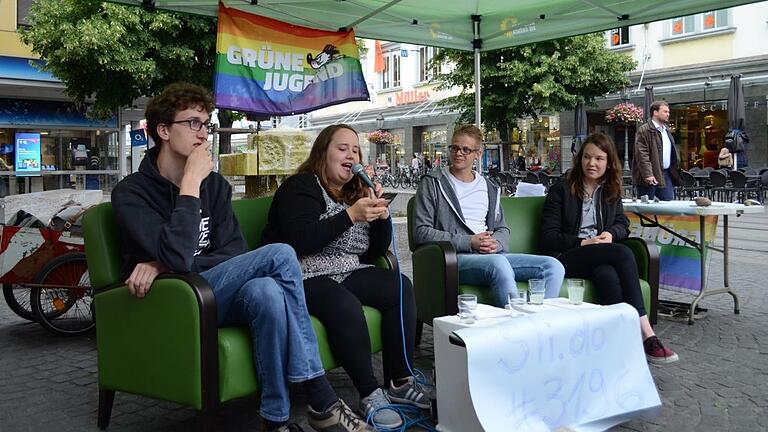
[111, 83, 370, 432]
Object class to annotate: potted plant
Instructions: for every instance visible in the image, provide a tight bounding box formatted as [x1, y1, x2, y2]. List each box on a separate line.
[605, 102, 644, 170]
[605, 102, 644, 125]
[368, 129, 394, 145]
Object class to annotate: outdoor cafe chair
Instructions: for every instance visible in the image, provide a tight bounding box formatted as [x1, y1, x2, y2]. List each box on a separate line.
[708, 170, 731, 202]
[677, 171, 706, 200]
[729, 170, 761, 203]
[524, 171, 540, 184]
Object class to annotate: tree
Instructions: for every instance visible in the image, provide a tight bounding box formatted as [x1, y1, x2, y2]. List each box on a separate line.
[19, 0, 241, 153]
[434, 33, 636, 138]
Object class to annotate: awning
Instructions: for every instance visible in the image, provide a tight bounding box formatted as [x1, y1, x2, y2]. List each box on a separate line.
[107, 0, 761, 51]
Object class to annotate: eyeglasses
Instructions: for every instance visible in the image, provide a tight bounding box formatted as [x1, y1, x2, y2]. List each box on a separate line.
[166, 119, 214, 133]
[448, 145, 480, 155]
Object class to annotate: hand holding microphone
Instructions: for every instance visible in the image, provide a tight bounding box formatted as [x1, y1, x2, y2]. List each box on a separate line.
[348, 163, 389, 222]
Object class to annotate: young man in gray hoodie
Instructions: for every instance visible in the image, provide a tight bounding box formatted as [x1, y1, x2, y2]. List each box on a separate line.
[413, 124, 564, 307]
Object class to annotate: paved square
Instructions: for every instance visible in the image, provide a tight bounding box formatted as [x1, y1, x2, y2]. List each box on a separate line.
[1, 209, 766, 431]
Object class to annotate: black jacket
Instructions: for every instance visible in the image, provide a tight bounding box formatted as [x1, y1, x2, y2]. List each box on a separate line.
[261, 172, 391, 260]
[112, 148, 247, 279]
[540, 181, 629, 256]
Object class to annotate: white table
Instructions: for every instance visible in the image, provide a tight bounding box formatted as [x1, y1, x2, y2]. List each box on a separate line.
[433, 301, 660, 432]
[622, 199, 765, 324]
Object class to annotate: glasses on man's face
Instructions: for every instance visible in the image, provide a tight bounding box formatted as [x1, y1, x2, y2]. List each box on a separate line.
[167, 119, 214, 133]
[448, 145, 479, 155]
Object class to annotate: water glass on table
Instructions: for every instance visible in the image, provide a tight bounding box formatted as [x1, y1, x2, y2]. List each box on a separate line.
[567, 279, 585, 305]
[507, 289, 527, 313]
[457, 294, 478, 324]
[528, 279, 545, 305]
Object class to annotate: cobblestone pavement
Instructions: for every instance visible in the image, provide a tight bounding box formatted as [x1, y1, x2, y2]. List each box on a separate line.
[1, 205, 766, 431]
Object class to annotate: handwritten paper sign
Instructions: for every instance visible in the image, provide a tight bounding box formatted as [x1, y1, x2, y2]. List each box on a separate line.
[454, 303, 660, 431]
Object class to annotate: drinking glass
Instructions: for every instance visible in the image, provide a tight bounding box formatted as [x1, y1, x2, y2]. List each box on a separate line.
[567, 279, 585, 305]
[528, 279, 545, 305]
[457, 294, 478, 324]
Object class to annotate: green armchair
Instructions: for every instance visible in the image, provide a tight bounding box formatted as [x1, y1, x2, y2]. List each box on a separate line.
[407, 196, 659, 339]
[84, 196, 393, 430]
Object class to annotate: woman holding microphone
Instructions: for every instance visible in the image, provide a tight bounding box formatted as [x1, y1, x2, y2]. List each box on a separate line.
[262, 124, 427, 429]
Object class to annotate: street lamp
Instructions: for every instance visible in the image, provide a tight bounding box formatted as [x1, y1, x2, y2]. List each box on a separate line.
[621, 88, 631, 172]
[375, 113, 384, 130]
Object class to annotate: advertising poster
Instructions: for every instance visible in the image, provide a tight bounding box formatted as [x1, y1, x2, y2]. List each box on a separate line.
[14, 132, 41, 175]
[626, 213, 718, 294]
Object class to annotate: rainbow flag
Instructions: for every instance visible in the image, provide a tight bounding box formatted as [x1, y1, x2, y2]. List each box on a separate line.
[214, 3, 370, 115]
[626, 213, 718, 294]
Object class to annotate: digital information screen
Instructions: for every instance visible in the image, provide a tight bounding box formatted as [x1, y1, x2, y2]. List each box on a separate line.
[15, 132, 42, 176]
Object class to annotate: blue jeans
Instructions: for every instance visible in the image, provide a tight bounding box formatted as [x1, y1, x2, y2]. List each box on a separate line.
[457, 253, 565, 307]
[635, 169, 675, 201]
[200, 243, 324, 422]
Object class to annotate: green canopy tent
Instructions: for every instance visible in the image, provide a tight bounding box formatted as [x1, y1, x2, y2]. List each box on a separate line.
[109, 0, 760, 127]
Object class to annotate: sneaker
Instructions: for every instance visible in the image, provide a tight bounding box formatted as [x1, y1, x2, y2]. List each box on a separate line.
[359, 388, 403, 429]
[266, 423, 304, 432]
[643, 336, 679, 364]
[387, 377, 431, 409]
[307, 399, 373, 432]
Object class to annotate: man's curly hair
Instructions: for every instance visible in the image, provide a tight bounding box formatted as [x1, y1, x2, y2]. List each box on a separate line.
[144, 82, 214, 148]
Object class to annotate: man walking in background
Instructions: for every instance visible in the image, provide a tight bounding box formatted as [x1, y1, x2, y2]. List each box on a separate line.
[632, 100, 680, 201]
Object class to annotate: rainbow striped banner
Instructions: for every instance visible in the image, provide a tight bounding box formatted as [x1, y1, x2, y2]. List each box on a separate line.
[214, 3, 370, 115]
[626, 213, 718, 294]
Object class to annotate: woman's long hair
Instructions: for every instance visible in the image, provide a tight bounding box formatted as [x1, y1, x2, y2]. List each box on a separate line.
[567, 132, 623, 203]
[296, 124, 367, 205]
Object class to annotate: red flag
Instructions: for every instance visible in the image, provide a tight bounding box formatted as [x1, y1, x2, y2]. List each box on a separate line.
[373, 40, 385, 73]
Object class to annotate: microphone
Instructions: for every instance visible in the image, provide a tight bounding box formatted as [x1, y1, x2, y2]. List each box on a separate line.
[351, 163, 375, 189]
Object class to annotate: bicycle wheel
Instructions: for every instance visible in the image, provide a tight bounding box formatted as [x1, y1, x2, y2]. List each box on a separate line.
[30, 253, 94, 336]
[2, 283, 36, 321]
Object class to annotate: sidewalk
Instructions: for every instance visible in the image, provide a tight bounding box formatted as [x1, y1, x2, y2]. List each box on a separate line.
[1, 209, 766, 431]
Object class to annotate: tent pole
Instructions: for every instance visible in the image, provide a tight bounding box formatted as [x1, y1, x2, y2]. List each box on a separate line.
[472, 15, 483, 171]
[472, 15, 482, 128]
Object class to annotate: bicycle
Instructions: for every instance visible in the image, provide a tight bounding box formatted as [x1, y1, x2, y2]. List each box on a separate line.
[1, 224, 93, 336]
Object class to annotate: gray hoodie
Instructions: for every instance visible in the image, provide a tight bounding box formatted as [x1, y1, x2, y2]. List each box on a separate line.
[413, 167, 510, 253]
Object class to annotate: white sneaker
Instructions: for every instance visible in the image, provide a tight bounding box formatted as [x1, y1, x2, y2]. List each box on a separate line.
[359, 388, 403, 429]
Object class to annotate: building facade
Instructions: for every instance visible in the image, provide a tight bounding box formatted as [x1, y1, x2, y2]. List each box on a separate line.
[0, 1, 137, 197]
[560, 2, 768, 171]
[306, 41, 464, 170]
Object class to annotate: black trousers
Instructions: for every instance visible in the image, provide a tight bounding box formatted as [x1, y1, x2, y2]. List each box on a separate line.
[303, 266, 416, 397]
[557, 243, 647, 316]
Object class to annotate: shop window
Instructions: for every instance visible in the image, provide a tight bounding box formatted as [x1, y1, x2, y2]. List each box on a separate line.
[669, 103, 728, 170]
[609, 27, 630, 48]
[515, 116, 561, 172]
[418, 46, 442, 82]
[381, 52, 400, 90]
[17, 0, 33, 28]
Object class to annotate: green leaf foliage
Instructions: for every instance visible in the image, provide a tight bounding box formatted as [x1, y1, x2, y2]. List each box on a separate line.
[19, 0, 217, 119]
[434, 34, 636, 132]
